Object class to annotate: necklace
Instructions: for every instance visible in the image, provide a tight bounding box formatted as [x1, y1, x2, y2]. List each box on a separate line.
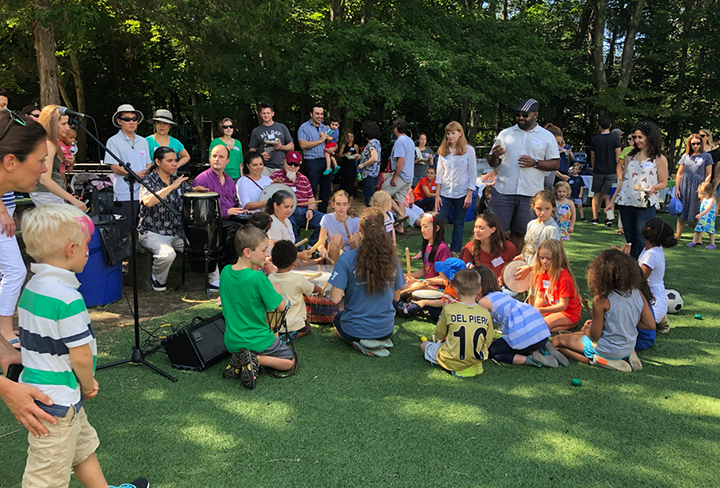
[122, 131, 136, 150]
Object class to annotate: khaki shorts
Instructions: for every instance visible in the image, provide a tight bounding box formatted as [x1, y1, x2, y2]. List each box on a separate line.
[381, 177, 412, 205]
[23, 406, 100, 488]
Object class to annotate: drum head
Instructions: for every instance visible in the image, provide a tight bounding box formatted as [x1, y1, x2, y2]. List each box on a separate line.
[412, 289, 444, 300]
[183, 191, 219, 199]
[502, 260, 530, 293]
[258, 183, 297, 212]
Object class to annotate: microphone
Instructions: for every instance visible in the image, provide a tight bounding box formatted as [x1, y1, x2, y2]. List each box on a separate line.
[58, 107, 89, 118]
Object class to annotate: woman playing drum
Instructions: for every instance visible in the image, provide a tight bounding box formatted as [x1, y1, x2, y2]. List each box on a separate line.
[138, 147, 196, 291]
[237, 152, 274, 213]
[327, 207, 406, 357]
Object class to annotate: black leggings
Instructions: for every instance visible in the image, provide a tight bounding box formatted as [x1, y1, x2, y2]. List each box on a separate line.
[488, 337, 547, 364]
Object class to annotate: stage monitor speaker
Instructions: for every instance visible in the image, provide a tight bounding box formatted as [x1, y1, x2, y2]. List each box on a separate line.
[161, 313, 228, 371]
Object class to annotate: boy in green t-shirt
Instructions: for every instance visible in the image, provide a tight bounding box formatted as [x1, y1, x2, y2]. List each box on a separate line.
[220, 226, 294, 389]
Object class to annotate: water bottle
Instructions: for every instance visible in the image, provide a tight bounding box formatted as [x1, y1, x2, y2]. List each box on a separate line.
[357, 170, 363, 182]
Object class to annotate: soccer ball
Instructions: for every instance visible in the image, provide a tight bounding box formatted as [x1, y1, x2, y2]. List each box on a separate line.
[666, 289, 683, 314]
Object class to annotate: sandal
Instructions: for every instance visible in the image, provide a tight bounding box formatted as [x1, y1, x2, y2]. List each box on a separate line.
[8, 338, 20, 350]
[359, 338, 394, 349]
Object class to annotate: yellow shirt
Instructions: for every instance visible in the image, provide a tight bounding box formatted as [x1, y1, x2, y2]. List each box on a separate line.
[434, 302, 493, 372]
[269, 271, 315, 332]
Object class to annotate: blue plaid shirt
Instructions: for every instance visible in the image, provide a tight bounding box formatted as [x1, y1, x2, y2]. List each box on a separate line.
[298, 119, 328, 160]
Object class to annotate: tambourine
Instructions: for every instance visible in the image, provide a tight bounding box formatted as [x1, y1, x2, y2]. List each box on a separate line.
[502, 260, 530, 294]
[258, 183, 297, 212]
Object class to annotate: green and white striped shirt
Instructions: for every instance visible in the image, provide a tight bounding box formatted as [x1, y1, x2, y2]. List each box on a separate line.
[19, 263, 96, 417]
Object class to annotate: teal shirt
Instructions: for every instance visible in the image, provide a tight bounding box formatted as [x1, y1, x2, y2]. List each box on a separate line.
[146, 135, 185, 161]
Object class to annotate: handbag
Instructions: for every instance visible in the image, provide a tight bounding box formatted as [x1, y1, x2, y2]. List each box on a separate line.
[376, 158, 393, 191]
[669, 195, 683, 216]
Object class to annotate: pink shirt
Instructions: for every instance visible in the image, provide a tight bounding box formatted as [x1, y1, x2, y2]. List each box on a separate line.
[423, 241, 451, 279]
[269, 169, 315, 207]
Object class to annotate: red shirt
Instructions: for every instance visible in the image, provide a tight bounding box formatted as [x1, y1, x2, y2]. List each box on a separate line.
[459, 240, 517, 278]
[413, 177, 437, 201]
[534, 268, 582, 322]
[269, 169, 315, 206]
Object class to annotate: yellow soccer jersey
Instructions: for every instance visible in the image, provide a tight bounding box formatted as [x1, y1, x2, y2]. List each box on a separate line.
[434, 302, 494, 372]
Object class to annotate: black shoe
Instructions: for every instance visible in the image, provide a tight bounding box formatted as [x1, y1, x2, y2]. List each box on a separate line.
[605, 219, 614, 227]
[580, 217, 589, 222]
[110, 478, 149, 488]
[151, 279, 166, 292]
[236, 348, 258, 390]
[591, 219, 599, 225]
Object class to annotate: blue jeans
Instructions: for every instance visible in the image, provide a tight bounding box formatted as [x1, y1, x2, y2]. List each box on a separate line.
[289, 206, 325, 246]
[438, 195, 466, 253]
[618, 205, 656, 260]
[305, 157, 332, 213]
[362, 176, 379, 207]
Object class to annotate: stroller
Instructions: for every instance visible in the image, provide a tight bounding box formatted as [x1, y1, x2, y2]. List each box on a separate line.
[70, 172, 114, 215]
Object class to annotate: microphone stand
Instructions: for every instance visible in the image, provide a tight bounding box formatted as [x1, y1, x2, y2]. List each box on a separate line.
[69, 115, 178, 382]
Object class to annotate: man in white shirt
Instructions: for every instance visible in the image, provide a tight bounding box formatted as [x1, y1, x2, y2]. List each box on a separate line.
[104, 104, 153, 235]
[487, 98, 560, 254]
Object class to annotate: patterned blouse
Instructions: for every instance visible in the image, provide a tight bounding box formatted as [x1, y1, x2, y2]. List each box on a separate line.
[137, 170, 192, 236]
[360, 139, 382, 178]
[615, 156, 660, 209]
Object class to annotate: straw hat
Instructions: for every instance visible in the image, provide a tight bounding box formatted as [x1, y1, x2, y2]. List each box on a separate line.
[112, 104, 144, 127]
[148, 109, 177, 126]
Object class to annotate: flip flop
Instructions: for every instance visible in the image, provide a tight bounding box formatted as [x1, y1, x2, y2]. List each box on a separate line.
[352, 342, 390, 357]
[544, 342, 569, 367]
[8, 338, 20, 350]
[359, 338, 394, 349]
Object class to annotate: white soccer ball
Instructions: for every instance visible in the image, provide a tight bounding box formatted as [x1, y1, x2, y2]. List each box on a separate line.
[666, 289, 683, 314]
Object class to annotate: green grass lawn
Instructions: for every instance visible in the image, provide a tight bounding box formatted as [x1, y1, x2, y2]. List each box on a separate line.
[2, 214, 719, 487]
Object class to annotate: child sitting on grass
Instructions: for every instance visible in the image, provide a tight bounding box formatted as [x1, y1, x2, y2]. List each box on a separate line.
[420, 268, 493, 377]
[370, 190, 397, 246]
[399, 257, 465, 321]
[474, 264, 561, 368]
[269, 240, 323, 341]
[552, 249, 655, 372]
[19, 204, 148, 488]
[221, 225, 294, 389]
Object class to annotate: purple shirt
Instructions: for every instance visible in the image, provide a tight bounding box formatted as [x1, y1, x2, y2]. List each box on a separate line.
[193, 168, 240, 219]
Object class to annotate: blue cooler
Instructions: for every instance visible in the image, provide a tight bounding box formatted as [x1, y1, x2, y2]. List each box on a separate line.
[76, 226, 122, 307]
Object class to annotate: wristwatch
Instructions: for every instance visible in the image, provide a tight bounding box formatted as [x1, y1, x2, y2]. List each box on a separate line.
[533, 159, 539, 168]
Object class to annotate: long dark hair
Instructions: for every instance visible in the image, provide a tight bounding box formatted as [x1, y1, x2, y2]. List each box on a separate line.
[361, 120, 380, 141]
[421, 211, 446, 263]
[243, 151, 263, 175]
[264, 190, 293, 215]
[0, 112, 47, 162]
[472, 212, 508, 258]
[629, 121, 664, 161]
[356, 207, 398, 295]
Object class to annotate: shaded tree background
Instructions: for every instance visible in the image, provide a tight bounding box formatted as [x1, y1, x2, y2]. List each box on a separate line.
[1, 0, 718, 169]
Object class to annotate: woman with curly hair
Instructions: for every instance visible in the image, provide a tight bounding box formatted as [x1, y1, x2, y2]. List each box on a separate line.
[328, 207, 406, 357]
[606, 121, 669, 259]
[673, 133, 713, 239]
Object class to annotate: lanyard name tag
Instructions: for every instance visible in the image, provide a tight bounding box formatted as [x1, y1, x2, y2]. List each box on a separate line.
[491, 256, 504, 268]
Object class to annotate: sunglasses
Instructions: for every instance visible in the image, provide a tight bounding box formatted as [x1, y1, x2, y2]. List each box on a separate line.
[286, 161, 301, 167]
[119, 116, 138, 122]
[515, 112, 531, 118]
[700, 134, 707, 138]
[223, 125, 234, 129]
[29, 112, 41, 118]
[0, 111, 27, 144]
[691, 142, 702, 146]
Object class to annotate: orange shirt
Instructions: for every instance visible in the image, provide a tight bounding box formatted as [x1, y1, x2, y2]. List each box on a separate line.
[413, 177, 436, 201]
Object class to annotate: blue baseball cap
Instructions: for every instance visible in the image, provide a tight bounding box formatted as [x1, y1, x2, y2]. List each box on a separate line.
[434, 258, 467, 280]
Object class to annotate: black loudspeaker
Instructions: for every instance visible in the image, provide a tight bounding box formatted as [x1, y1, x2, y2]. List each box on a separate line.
[161, 314, 229, 371]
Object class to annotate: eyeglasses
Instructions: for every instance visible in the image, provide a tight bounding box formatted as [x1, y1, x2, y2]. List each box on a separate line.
[29, 112, 41, 119]
[515, 112, 530, 118]
[691, 142, 702, 146]
[223, 125, 234, 129]
[0, 111, 27, 144]
[119, 116, 138, 122]
[286, 162, 301, 167]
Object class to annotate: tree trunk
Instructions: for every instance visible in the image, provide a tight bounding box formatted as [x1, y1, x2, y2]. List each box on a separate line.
[362, 0, 373, 24]
[573, 1, 594, 51]
[69, 52, 88, 162]
[58, 71, 75, 110]
[593, 0, 608, 92]
[467, 103, 479, 147]
[605, 21, 619, 80]
[617, 0, 646, 92]
[33, 0, 60, 107]
[668, 0, 696, 169]
[460, 98, 469, 133]
[190, 92, 208, 155]
[330, 0, 344, 22]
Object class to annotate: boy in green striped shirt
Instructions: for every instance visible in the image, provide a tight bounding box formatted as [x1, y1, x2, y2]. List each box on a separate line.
[18, 204, 147, 488]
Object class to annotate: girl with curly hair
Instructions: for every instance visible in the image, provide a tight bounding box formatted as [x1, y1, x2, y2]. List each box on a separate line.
[328, 207, 405, 357]
[606, 121, 669, 259]
[552, 249, 655, 371]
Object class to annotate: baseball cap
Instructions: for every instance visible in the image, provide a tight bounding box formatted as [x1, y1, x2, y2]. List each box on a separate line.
[434, 258, 467, 281]
[611, 128, 624, 137]
[515, 98, 540, 113]
[286, 151, 302, 164]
